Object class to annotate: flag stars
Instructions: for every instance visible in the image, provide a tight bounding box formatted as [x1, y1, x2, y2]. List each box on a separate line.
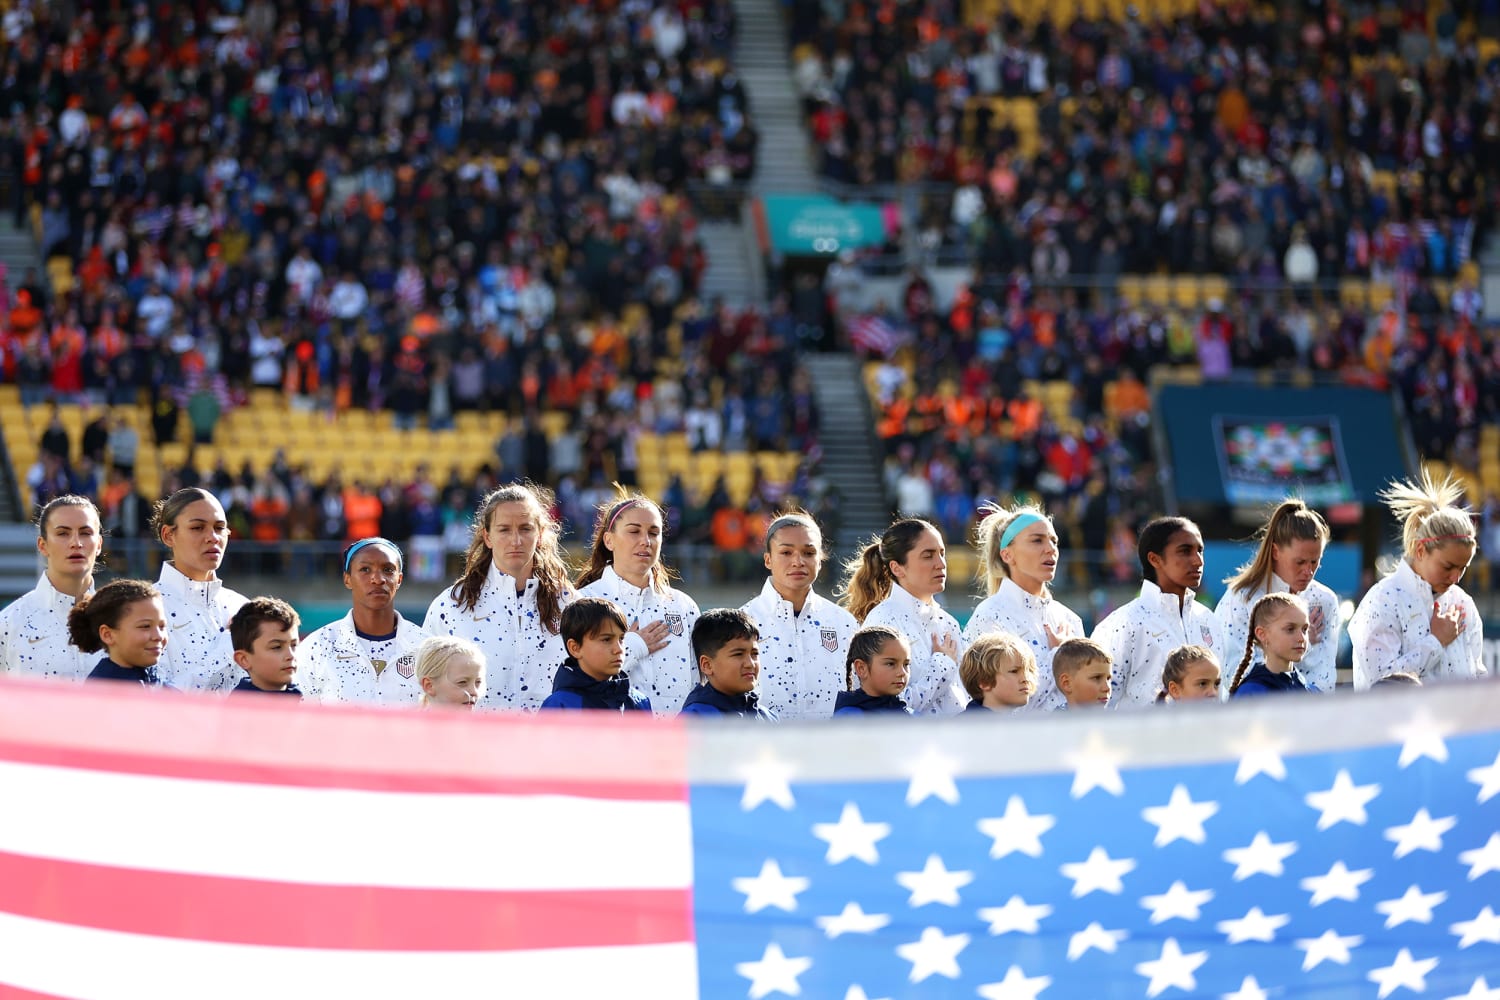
[1368, 948, 1439, 999]
[735, 943, 813, 999]
[733, 860, 811, 914]
[1141, 785, 1219, 846]
[905, 746, 960, 806]
[1459, 833, 1500, 880]
[1221, 832, 1297, 880]
[1304, 769, 1381, 830]
[1231, 724, 1289, 784]
[1376, 885, 1448, 928]
[1134, 938, 1209, 998]
[815, 902, 891, 939]
[1447, 978, 1500, 1000]
[1450, 906, 1500, 948]
[1215, 907, 1291, 944]
[976, 796, 1056, 859]
[894, 926, 970, 983]
[812, 803, 891, 865]
[740, 753, 796, 811]
[1060, 847, 1137, 897]
[977, 896, 1053, 936]
[1300, 861, 1375, 906]
[1467, 750, 1500, 804]
[1384, 808, 1457, 858]
[895, 854, 974, 907]
[1392, 713, 1450, 768]
[1140, 881, 1215, 924]
[1295, 929, 1364, 970]
[1066, 731, 1125, 798]
[1222, 976, 1270, 1000]
[976, 966, 1053, 1000]
[1067, 922, 1128, 960]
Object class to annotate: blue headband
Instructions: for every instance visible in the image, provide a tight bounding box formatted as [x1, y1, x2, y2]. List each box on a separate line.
[999, 512, 1046, 550]
[344, 537, 403, 573]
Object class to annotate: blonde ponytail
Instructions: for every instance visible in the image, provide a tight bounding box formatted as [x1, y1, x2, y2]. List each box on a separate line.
[1381, 471, 1476, 561]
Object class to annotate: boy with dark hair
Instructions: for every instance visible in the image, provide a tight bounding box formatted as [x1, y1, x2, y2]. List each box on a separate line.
[541, 597, 651, 712]
[229, 596, 303, 696]
[681, 608, 775, 719]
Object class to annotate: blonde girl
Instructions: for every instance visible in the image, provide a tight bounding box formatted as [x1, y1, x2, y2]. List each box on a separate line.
[1215, 499, 1340, 694]
[1349, 472, 1484, 687]
[414, 635, 487, 710]
[1155, 644, 1222, 703]
[962, 503, 1083, 710]
[575, 493, 700, 717]
[1228, 593, 1312, 697]
[838, 517, 966, 715]
[423, 484, 574, 712]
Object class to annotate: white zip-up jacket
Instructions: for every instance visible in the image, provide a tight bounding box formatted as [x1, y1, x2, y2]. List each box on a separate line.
[577, 566, 699, 718]
[423, 564, 573, 712]
[962, 576, 1085, 711]
[0, 574, 95, 682]
[155, 561, 246, 693]
[1348, 559, 1485, 688]
[1215, 575, 1341, 693]
[298, 610, 427, 706]
[862, 584, 968, 715]
[1092, 580, 1224, 709]
[741, 579, 860, 721]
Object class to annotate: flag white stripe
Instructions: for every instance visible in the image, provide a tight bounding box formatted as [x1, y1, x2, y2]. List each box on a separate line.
[0, 760, 691, 891]
[0, 912, 699, 1000]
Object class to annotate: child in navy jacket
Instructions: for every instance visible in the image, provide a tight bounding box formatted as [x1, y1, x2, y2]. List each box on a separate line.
[833, 625, 913, 716]
[680, 608, 776, 719]
[541, 597, 652, 712]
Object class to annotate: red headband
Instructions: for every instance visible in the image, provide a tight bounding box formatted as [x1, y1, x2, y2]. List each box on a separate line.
[1417, 533, 1474, 547]
[605, 498, 647, 532]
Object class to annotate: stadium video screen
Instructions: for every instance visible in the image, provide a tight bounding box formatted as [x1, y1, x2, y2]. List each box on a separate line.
[1213, 415, 1355, 505]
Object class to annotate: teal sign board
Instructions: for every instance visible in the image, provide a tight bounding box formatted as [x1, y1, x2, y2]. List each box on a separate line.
[761, 195, 889, 255]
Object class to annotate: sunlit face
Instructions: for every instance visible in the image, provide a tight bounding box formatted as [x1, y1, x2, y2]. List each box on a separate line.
[1060, 658, 1112, 706]
[567, 621, 627, 681]
[101, 597, 168, 669]
[1256, 604, 1310, 668]
[764, 524, 822, 598]
[423, 654, 485, 709]
[39, 503, 103, 583]
[344, 544, 403, 613]
[702, 637, 761, 696]
[604, 504, 663, 581]
[983, 655, 1035, 708]
[1271, 538, 1324, 594]
[236, 624, 299, 690]
[1167, 660, 1221, 701]
[855, 637, 911, 697]
[485, 501, 541, 582]
[1149, 528, 1205, 595]
[1001, 519, 1059, 593]
[163, 497, 230, 581]
[891, 526, 947, 601]
[1410, 540, 1474, 595]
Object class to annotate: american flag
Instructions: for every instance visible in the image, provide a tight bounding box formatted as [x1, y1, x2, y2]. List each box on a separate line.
[846, 315, 909, 358]
[1, 680, 1497, 998]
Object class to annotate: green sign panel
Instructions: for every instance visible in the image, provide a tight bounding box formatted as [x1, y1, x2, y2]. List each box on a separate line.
[761, 194, 889, 255]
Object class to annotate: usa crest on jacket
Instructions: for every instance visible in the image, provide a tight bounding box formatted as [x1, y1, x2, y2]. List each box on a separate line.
[1348, 558, 1485, 688]
[423, 563, 573, 712]
[0, 574, 96, 683]
[153, 560, 246, 693]
[1092, 579, 1225, 709]
[577, 566, 699, 719]
[298, 610, 427, 706]
[962, 576, 1085, 711]
[741, 578, 859, 721]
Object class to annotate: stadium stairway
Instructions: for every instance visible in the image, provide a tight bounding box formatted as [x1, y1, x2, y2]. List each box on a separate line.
[0, 216, 40, 300]
[0, 523, 38, 601]
[733, 0, 821, 194]
[801, 353, 890, 554]
[698, 219, 763, 307]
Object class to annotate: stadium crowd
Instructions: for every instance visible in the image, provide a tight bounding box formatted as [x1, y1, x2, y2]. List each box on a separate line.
[788, 0, 1494, 283]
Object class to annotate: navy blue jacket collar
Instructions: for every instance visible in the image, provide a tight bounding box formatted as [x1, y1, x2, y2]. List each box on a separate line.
[1237, 662, 1308, 693]
[552, 659, 647, 711]
[682, 683, 771, 718]
[835, 689, 910, 714]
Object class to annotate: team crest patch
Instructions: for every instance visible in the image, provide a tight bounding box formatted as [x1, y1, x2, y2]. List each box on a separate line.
[821, 628, 839, 652]
[665, 614, 684, 637]
[396, 654, 416, 680]
[1200, 626, 1214, 644]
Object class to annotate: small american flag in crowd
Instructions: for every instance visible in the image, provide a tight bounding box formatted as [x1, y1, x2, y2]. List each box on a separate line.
[847, 314, 909, 358]
[0, 679, 1496, 998]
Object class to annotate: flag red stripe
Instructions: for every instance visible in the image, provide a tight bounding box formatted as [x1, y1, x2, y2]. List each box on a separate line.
[0, 678, 688, 800]
[0, 738, 683, 801]
[0, 986, 69, 1000]
[0, 851, 693, 952]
